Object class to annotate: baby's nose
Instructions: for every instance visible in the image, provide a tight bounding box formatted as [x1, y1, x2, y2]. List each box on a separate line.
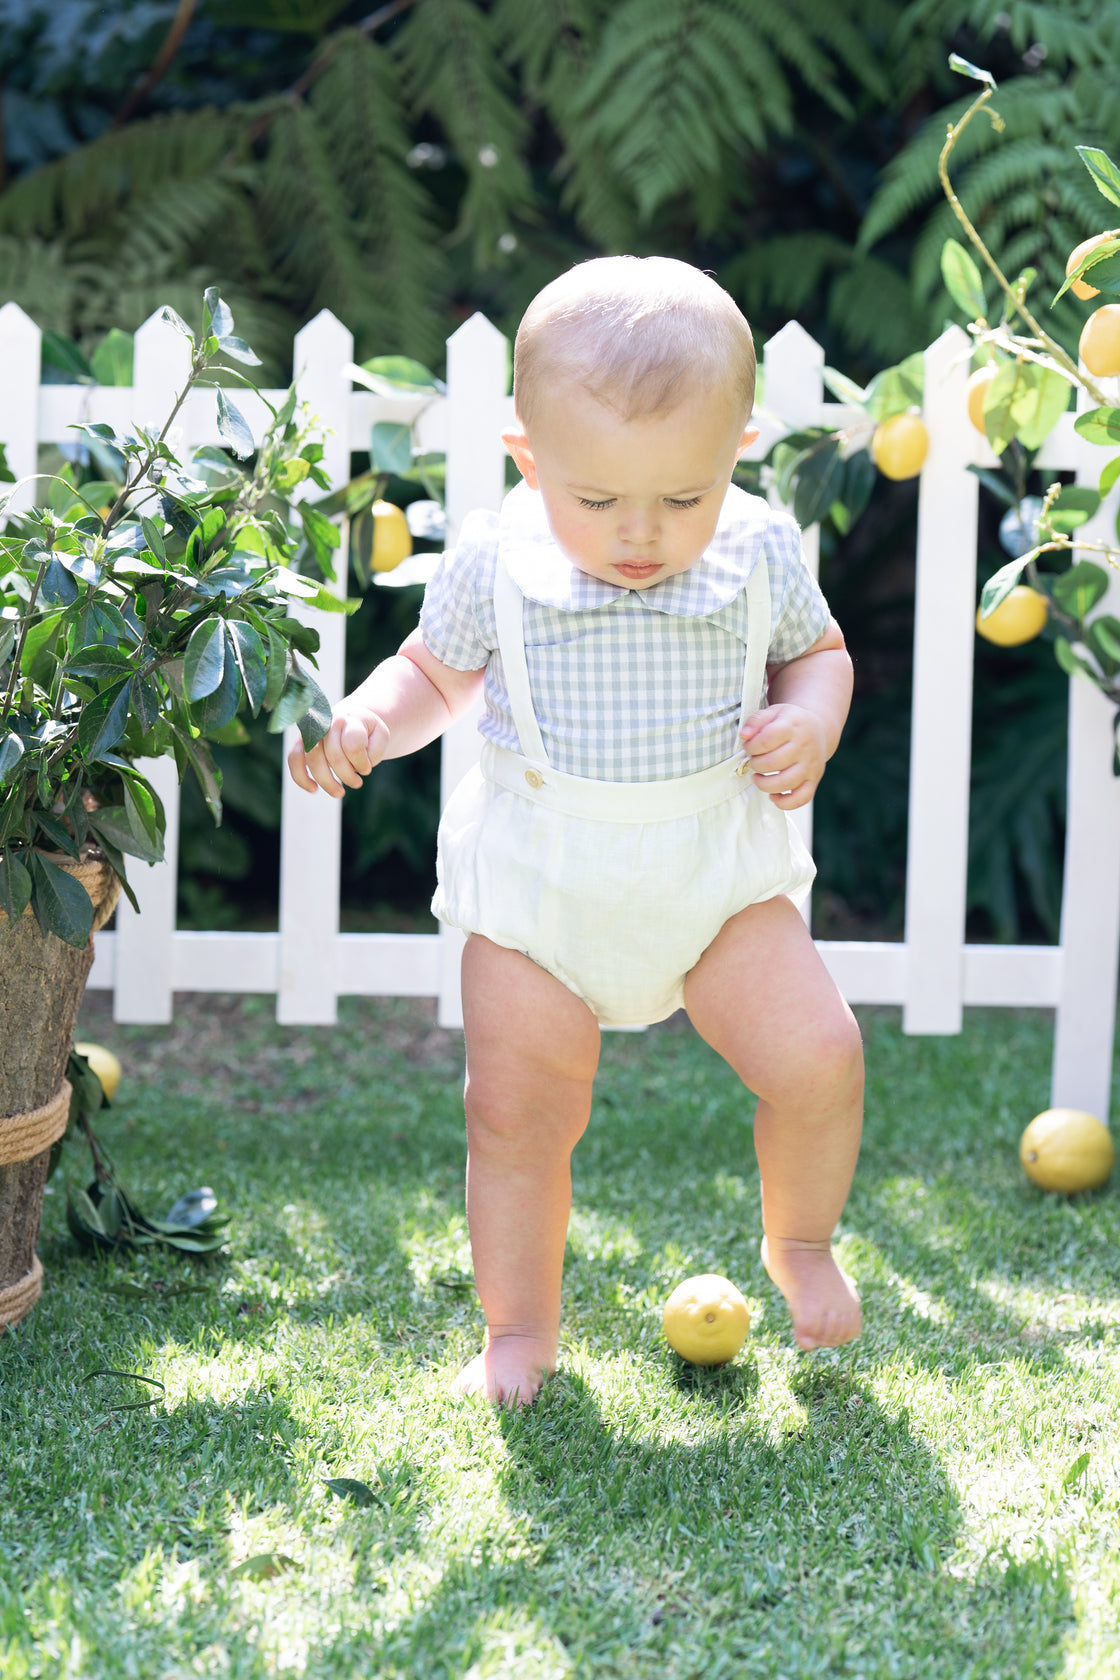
[620, 506, 660, 544]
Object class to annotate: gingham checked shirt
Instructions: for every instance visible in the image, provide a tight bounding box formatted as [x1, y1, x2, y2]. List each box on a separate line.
[420, 482, 831, 782]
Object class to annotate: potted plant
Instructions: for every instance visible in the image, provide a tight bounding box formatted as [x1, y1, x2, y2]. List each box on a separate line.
[0, 289, 342, 1328]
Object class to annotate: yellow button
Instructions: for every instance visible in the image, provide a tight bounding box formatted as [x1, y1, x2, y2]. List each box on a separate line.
[736, 758, 752, 777]
[525, 769, 544, 788]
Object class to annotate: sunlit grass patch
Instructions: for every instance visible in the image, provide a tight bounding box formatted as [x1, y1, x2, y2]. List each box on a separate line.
[0, 996, 1117, 1677]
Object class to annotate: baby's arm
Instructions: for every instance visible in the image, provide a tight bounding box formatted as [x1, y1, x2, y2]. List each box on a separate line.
[739, 617, 852, 809]
[287, 628, 485, 798]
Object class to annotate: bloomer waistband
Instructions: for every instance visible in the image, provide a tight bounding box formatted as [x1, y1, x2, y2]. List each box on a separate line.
[480, 741, 755, 823]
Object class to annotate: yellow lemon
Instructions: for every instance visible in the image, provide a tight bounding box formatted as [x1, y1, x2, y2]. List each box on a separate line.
[967, 365, 998, 435]
[369, 500, 412, 573]
[663, 1273, 750, 1365]
[74, 1042, 122, 1100]
[871, 412, 929, 481]
[1066, 231, 1119, 302]
[975, 585, 1048, 647]
[1079, 305, 1120, 378]
[1020, 1108, 1114, 1194]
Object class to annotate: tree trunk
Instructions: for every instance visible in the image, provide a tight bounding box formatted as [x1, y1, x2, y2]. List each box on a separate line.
[0, 853, 120, 1330]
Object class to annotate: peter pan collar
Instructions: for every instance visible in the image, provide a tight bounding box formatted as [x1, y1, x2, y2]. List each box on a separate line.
[498, 480, 770, 616]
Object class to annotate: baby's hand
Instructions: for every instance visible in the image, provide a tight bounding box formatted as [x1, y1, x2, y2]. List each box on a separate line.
[287, 702, 388, 798]
[739, 704, 828, 809]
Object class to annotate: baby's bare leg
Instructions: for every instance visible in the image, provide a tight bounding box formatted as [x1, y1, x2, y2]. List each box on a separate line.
[684, 896, 864, 1351]
[455, 934, 600, 1405]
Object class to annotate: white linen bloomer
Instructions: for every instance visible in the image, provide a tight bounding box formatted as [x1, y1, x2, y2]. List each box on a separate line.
[420, 481, 830, 783]
[421, 482, 828, 1027]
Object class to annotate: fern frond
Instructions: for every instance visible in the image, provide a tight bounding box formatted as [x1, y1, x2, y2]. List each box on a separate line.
[722, 234, 854, 318]
[390, 0, 533, 265]
[0, 109, 243, 241]
[259, 103, 374, 335]
[490, 0, 600, 101]
[309, 32, 448, 362]
[826, 256, 927, 365]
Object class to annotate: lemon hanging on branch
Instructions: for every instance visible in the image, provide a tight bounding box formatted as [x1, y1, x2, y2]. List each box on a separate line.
[967, 365, 998, 434]
[1078, 306, 1120, 378]
[976, 585, 1049, 646]
[368, 500, 412, 573]
[1065, 231, 1120, 302]
[871, 411, 929, 480]
[73, 1042, 122, 1101]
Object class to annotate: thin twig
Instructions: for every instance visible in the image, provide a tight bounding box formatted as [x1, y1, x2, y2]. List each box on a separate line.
[111, 0, 200, 129]
[938, 90, 1109, 406]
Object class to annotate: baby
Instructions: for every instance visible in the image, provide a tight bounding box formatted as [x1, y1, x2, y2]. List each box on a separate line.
[288, 256, 864, 1405]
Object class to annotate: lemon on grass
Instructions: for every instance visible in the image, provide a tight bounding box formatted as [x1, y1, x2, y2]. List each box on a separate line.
[74, 1042, 122, 1100]
[976, 585, 1048, 647]
[1020, 1108, 1115, 1194]
[1066, 231, 1119, 302]
[1079, 305, 1120, 378]
[369, 500, 412, 573]
[663, 1273, 750, 1365]
[967, 365, 998, 435]
[871, 412, 929, 481]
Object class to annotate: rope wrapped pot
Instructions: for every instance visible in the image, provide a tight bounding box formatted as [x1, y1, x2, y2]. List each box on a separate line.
[0, 851, 120, 1332]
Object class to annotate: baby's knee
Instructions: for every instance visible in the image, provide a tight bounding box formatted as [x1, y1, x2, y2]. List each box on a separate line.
[464, 1079, 591, 1158]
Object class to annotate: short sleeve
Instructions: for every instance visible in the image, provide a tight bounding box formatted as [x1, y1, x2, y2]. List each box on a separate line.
[419, 510, 499, 672]
[764, 510, 832, 663]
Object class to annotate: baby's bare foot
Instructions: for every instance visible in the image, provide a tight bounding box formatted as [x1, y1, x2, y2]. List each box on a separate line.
[452, 1334, 555, 1408]
[761, 1235, 862, 1351]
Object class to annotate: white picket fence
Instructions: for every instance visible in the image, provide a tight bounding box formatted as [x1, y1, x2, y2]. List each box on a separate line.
[2, 301, 1119, 1122]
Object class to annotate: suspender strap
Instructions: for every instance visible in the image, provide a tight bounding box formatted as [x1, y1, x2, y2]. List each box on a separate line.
[739, 559, 772, 730]
[493, 553, 549, 764]
[492, 550, 774, 766]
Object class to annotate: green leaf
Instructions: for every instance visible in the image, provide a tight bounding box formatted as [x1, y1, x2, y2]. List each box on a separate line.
[941, 240, 986, 319]
[0, 732, 25, 783]
[1044, 487, 1100, 534]
[194, 651, 241, 735]
[0, 849, 32, 920]
[370, 421, 413, 476]
[1087, 616, 1120, 670]
[29, 851, 93, 947]
[266, 667, 319, 737]
[1099, 454, 1120, 497]
[1077, 146, 1120, 211]
[230, 1554, 298, 1581]
[41, 329, 94, 381]
[983, 361, 1069, 453]
[66, 646, 132, 682]
[295, 669, 331, 751]
[1051, 561, 1110, 621]
[864, 354, 924, 423]
[821, 367, 867, 407]
[216, 389, 255, 459]
[218, 335, 262, 368]
[949, 53, 996, 89]
[32, 811, 79, 858]
[979, 553, 1035, 616]
[228, 621, 268, 716]
[1074, 407, 1120, 446]
[354, 355, 443, 394]
[88, 806, 164, 866]
[184, 620, 227, 701]
[89, 328, 135, 387]
[204, 287, 234, 339]
[77, 676, 132, 760]
[1053, 637, 1098, 683]
[792, 443, 845, 529]
[141, 515, 167, 562]
[178, 731, 223, 822]
[262, 624, 289, 711]
[324, 1477, 377, 1507]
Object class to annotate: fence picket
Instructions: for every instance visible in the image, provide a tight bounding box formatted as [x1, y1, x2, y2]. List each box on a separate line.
[437, 314, 510, 1028]
[277, 310, 354, 1024]
[903, 326, 978, 1033]
[0, 303, 42, 514]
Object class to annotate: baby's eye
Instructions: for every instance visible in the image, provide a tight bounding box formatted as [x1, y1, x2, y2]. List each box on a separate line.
[577, 497, 615, 510]
[665, 495, 702, 509]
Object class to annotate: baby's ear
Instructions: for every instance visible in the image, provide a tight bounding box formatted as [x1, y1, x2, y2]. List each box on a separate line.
[736, 425, 760, 458]
[501, 427, 539, 489]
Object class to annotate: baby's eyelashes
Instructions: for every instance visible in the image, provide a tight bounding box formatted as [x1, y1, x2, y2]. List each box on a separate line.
[574, 495, 703, 511]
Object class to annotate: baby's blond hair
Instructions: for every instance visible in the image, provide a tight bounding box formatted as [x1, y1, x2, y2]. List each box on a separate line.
[513, 256, 755, 430]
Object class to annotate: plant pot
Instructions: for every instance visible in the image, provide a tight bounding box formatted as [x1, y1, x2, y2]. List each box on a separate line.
[0, 851, 120, 1331]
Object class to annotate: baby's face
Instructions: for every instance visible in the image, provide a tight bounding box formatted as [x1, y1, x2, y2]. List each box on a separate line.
[502, 384, 757, 589]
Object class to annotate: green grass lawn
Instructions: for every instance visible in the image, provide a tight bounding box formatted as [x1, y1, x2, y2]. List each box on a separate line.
[2, 996, 1118, 1680]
